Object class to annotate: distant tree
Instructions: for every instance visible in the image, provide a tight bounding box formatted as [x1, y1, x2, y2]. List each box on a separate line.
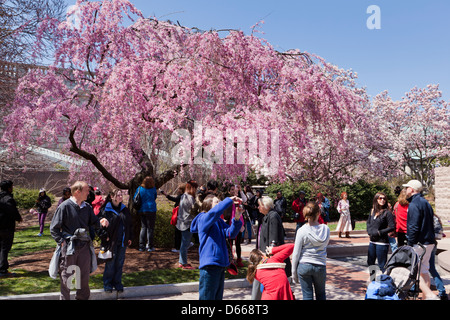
[371, 85, 450, 188]
[0, 0, 66, 107]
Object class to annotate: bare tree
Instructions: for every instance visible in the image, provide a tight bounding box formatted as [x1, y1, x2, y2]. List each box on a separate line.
[0, 0, 66, 109]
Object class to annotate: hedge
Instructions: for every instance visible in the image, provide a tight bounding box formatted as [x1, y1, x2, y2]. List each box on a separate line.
[13, 187, 56, 210]
[266, 179, 395, 221]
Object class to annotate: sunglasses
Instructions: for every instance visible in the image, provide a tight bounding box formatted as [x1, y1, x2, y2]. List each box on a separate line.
[378, 197, 386, 201]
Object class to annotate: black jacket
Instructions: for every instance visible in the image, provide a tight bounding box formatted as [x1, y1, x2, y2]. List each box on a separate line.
[259, 210, 286, 250]
[258, 209, 291, 277]
[0, 191, 22, 231]
[274, 197, 287, 218]
[36, 195, 52, 214]
[98, 202, 133, 250]
[366, 209, 395, 244]
[407, 193, 435, 245]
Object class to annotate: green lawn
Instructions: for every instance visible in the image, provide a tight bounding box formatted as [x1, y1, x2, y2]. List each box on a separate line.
[328, 221, 367, 231]
[2, 219, 369, 296]
[0, 265, 248, 296]
[1, 224, 248, 296]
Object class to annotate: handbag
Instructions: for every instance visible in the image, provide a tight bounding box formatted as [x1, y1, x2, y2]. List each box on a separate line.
[170, 206, 179, 226]
[133, 186, 142, 210]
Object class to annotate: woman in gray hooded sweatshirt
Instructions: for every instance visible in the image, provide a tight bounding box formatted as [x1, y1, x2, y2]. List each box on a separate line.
[292, 201, 330, 300]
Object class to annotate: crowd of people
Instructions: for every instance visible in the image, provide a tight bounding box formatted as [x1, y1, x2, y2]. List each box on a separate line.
[0, 177, 447, 301]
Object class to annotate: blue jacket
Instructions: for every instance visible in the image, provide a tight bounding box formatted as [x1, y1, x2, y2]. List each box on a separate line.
[134, 187, 157, 213]
[406, 193, 435, 245]
[190, 198, 242, 269]
[99, 202, 133, 249]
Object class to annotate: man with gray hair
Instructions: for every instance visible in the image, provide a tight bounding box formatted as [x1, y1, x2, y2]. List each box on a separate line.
[403, 179, 438, 300]
[50, 181, 109, 300]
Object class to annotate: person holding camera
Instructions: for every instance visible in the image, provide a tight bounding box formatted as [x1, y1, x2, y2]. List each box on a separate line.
[190, 195, 243, 300]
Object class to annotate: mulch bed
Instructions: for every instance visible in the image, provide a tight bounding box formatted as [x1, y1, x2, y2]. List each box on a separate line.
[11, 208, 200, 275]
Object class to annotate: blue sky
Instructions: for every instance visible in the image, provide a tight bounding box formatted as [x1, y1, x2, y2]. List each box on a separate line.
[66, 0, 450, 102]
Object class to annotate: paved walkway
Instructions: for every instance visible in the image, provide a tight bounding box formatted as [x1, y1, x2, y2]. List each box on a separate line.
[2, 226, 449, 301]
[129, 231, 450, 300]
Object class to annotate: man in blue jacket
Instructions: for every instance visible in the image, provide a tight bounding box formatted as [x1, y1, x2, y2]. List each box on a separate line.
[403, 179, 438, 300]
[191, 195, 243, 300]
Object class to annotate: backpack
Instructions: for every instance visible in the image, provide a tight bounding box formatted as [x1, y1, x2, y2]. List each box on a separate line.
[170, 206, 179, 226]
[133, 187, 142, 210]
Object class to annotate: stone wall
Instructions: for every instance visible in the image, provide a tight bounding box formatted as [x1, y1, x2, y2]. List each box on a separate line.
[435, 167, 450, 224]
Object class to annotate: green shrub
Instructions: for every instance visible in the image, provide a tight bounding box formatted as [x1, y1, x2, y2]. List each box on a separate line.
[154, 208, 175, 248]
[337, 180, 395, 220]
[266, 182, 312, 220]
[13, 187, 55, 209]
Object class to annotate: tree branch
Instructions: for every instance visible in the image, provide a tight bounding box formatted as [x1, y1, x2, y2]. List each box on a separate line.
[68, 126, 129, 189]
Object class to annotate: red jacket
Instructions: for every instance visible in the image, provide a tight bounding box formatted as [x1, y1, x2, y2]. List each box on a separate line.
[292, 198, 305, 223]
[256, 244, 295, 300]
[393, 202, 408, 233]
[92, 195, 104, 216]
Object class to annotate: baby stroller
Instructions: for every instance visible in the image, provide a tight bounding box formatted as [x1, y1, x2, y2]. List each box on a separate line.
[366, 244, 426, 300]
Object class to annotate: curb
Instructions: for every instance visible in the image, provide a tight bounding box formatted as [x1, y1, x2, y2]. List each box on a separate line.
[0, 278, 251, 301]
[328, 242, 368, 258]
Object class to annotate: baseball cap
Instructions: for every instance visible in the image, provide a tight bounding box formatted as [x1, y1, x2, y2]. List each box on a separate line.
[402, 180, 423, 191]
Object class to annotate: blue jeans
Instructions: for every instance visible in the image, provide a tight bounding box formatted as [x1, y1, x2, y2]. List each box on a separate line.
[199, 266, 226, 300]
[367, 242, 389, 273]
[429, 244, 447, 296]
[297, 263, 327, 300]
[388, 236, 398, 252]
[139, 212, 156, 249]
[179, 229, 192, 265]
[103, 245, 127, 291]
[244, 220, 252, 240]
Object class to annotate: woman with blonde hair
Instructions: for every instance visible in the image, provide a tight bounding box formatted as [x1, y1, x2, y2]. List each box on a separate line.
[292, 201, 330, 300]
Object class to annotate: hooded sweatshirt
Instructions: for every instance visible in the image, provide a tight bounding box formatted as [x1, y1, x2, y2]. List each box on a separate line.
[292, 223, 330, 268]
[190, 197, 242, 269]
